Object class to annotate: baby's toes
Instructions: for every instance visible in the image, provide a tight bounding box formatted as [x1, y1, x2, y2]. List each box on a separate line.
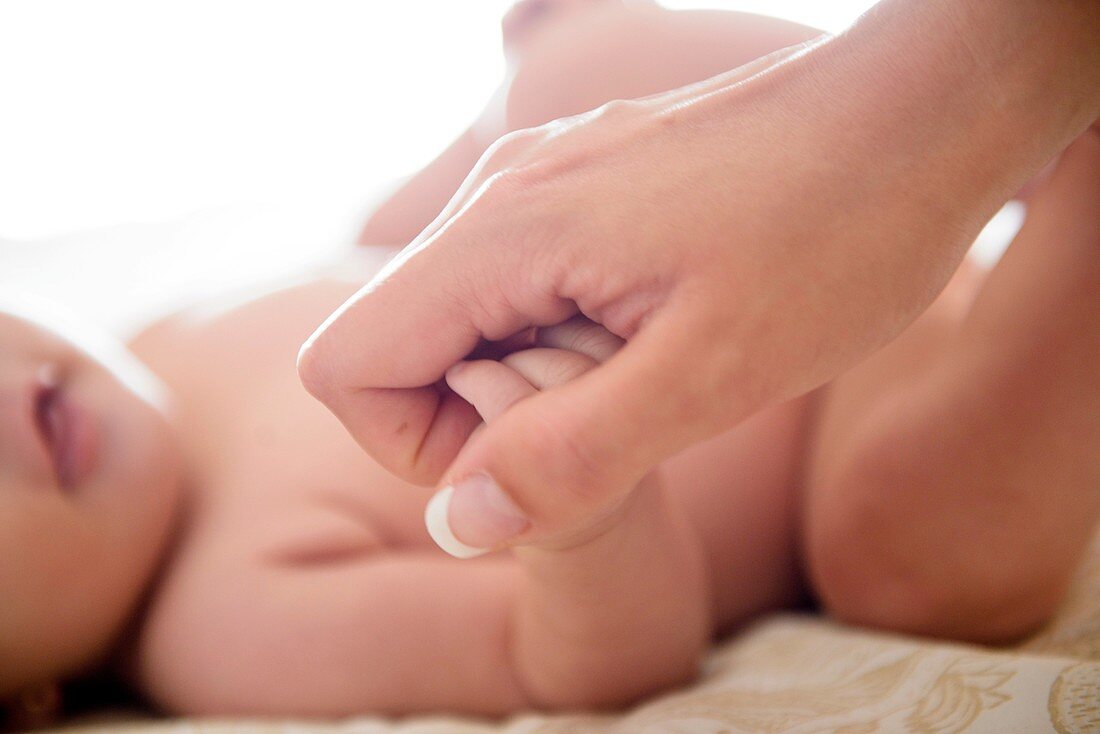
[501, 0, 612, 52]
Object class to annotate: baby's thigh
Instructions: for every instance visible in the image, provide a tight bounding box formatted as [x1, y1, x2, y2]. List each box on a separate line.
[662, 395, 815, 633]
[504, 7, 820, 131]
[663, 261, 985, 633]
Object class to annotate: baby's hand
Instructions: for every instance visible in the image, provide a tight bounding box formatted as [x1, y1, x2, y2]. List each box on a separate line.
[431, 317, 709, 707]
[426, 316, 624, 557]
[446, 317, 622, 424]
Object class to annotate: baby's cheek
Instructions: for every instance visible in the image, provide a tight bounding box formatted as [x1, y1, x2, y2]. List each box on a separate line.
[0, 505, 116, 688]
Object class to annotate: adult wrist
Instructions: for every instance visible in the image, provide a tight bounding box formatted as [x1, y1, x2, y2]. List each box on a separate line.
[830, 0, 1100, 211]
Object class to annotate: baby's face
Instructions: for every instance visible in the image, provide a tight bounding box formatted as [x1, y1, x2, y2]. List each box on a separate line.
[0, 304, 181, 695]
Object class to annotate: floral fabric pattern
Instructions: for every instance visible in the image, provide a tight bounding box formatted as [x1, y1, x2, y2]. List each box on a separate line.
[56, 532, 1100, 734]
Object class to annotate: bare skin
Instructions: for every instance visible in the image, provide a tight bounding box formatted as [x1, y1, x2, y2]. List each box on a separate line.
[357, 0, 820, 247]
[1, 0, 1098, 721]
[0, 303, 181, 727]
[806, 130, 1100, 642]
[300, 0, 1100, 588]
[128, 286, 718, 713]
[130, 5, 1100, 714]
[129, 129, 1100, 715]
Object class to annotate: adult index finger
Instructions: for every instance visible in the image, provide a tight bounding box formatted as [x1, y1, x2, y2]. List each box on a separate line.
[297, 214, 576, 485]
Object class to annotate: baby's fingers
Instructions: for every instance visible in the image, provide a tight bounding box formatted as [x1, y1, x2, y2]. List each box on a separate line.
[445, 347, 601, 424]
[447, 317, 621, 425]
[501, 348, 600, 390]
[434, 348, 601, 558]
[537, 316, 624, 363]
[446, 360, 536, 423]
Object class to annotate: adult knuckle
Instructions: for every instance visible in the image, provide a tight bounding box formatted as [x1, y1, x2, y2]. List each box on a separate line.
[472, 166, 535, 213]
[591, 97, 641, 123]
[483, 128, 539, 169]
[295, 337, 336, 401]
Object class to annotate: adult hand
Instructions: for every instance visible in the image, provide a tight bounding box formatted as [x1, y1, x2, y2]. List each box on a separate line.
[299, 0, 1100, 554]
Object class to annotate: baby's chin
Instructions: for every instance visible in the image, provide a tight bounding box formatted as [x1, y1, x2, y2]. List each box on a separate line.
[0, 386, 181, 700]
[0, 298, 183, 693]
[61, 366, 183, 667]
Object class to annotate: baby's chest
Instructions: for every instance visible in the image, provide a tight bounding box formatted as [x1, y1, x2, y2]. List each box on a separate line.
[195, 360, 437, 555]
[167, 316, 436, 556]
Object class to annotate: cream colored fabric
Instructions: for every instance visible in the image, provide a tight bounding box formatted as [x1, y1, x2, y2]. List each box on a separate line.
[53, 532, 1100, 734]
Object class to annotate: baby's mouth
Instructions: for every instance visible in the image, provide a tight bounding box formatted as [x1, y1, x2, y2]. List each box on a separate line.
[33, 368, 99, 490]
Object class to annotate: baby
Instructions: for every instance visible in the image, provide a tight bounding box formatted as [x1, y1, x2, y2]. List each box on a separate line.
[3, 0, 1099, 724]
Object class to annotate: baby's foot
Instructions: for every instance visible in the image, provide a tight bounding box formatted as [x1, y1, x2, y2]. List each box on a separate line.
[356, 0, 628, 248]
[501, 0, 620, 57]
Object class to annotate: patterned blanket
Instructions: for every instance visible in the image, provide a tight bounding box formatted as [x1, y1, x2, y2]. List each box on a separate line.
[51, 532, 1100, 734]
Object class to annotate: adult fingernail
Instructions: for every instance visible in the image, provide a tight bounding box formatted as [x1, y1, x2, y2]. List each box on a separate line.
[424, 474, 530, 559]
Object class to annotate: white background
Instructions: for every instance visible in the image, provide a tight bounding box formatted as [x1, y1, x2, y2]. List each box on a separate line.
[3, 0, 1022, 335]
[0, 1, 879, 239]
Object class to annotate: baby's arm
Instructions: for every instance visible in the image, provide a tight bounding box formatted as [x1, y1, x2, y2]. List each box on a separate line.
[442, 319, 711, 708]
[138, 319, 709, 716]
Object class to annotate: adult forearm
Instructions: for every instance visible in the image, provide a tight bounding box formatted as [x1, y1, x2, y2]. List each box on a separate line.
[654, 0, 1100, 264]
[828, 0, 1100, 221]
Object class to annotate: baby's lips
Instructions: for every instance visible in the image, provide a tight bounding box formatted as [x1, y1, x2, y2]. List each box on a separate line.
[425, 474, 530, 558]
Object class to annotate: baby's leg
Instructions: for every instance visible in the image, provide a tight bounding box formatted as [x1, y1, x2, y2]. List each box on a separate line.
[804, 129, 1100, 643]
[357, 2, 819, 246]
